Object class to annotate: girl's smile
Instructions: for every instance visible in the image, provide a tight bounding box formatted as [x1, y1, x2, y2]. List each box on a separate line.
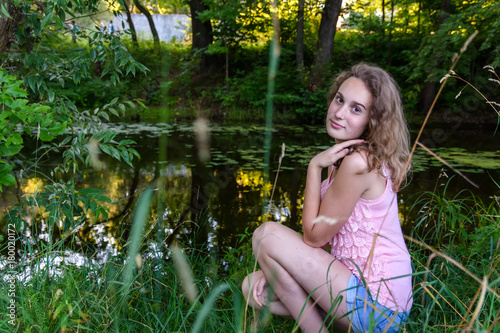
[330, 120, 344, 129]
[326, 77, 372, 143]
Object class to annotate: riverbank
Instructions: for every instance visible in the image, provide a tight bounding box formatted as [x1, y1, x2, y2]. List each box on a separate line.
[130, 104, 499, 130]
[2, 188, 498, 332]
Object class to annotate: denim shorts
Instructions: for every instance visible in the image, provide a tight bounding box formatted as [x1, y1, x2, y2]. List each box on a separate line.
[346, 274, 410, 333]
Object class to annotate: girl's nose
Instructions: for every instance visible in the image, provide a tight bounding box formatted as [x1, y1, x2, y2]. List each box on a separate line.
[335, 105, 346, 119]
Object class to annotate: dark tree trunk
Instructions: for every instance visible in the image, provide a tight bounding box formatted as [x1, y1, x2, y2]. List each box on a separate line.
[0, 2, 23, 54]
[123, 0, 138, 47]
[439, 0, 451, 26]
[189, 0, 214, 72]
[387, 0, 394, 66]
[420, 0, 451, 112]
[296, 0, 305, 74]
[133, 0, 160, 51]
[381, 0, 385, 25]
[310, 0, 343, 89]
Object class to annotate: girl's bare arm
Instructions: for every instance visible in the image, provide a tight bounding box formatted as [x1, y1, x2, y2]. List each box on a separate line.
[302, 145, 371, 247]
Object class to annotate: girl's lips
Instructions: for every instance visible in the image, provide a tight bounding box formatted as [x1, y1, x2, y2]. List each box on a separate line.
[331, 120, 344, 129]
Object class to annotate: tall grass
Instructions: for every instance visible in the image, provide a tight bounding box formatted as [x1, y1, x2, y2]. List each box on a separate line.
[404, 177, 500, 331]
[0, 209, 297, 332]
[398, 30, 500, 332]
[3, 177, 497, 332]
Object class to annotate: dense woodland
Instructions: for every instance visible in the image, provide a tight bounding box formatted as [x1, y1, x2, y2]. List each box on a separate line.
[0, 0, 499, 124]
[0, 1, 499, 332]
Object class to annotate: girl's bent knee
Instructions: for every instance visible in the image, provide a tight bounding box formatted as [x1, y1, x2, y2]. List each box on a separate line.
[252, 222, 281, 254]
[252, 222, 283, 244]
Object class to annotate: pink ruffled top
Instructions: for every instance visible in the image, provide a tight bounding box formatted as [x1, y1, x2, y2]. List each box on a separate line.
[320, 167, 413, 312]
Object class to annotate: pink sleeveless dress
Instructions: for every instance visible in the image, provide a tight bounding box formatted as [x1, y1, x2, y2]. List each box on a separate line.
[320, 167, 413, 312]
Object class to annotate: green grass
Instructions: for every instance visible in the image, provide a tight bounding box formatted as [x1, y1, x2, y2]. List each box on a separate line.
[1, 184, 499, 332]
[0, 224, 294, 332]
[404, 180, 500, 332]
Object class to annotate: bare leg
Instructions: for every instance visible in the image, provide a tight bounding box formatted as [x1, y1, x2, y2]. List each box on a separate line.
[244, 222, 352, 333]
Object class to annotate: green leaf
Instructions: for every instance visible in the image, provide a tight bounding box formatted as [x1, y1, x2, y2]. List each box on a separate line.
[54, 15, 64, 29]
[41, 12, 54, 30]
[0, 172, 16, 186]
[109, 108, 119, 117]
[101, 65, 111, 77]
[10, 133, 23, 145]
[49, 122, 67, 135]
[98, 111, 110, 121]
[52, 304, 66, 320]
[0, 4, 12, 19]
[90, 48, 97, 61]
[59, 136, 72, 146]
[120, 149, 132, 167]
[40, 114, 53, 127]
[118, 139, 136, 146]
[47, 89, 55, 102]
[8, 98, 29, 111]
[99, 143, 111, 156]
[1, 144, 22, 156]
[77, 188, 112, 203]
[0, 164, 14, 174]
[108, 146, 121, 161]
[103, 131, 117, 143]
[4, 87, 27, 98]
[26, 77, 36, 92]
[39, 129, 55, 141]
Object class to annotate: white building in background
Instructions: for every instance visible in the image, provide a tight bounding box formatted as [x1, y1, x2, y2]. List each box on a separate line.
[115, 14, 190, 42]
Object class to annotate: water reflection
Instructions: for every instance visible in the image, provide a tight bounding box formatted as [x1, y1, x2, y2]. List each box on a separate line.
[1, 122, 500, 264]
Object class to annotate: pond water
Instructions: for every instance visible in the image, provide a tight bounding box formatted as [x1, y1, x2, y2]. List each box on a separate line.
[1, 120, 500, 261]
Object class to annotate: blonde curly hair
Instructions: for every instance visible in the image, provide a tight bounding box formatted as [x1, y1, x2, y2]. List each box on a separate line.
[327, 63, 411, 191]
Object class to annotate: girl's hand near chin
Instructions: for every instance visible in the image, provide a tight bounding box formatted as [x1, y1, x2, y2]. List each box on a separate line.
[310, 139, 365, 169]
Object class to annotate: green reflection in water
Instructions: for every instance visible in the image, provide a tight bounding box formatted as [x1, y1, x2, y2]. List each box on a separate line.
[1, 122, 499, 259]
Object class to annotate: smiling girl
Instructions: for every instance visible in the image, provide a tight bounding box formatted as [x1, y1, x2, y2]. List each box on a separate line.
[242, 63, 413, 332]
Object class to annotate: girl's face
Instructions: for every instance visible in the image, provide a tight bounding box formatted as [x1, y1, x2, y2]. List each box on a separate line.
[326, 77, 372, 143]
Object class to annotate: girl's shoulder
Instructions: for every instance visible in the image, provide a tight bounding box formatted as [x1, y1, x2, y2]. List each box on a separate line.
[341, 151, 386, 199]
[340, 150, 370, 175]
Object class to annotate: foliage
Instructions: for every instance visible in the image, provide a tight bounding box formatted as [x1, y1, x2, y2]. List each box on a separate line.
[409, 179, 492, 249]
[140, 0, 190, 15]
[406, 0, 500, 107]
[15, 0, 495, 123]
[0, 68, 141, 230]
[0, 0, 148, 252]
[406, 180, 500, 331]
[0, 70, 52, 190]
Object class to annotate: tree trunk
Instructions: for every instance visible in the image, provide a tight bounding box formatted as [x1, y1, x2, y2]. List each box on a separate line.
[310, 0, 342, 89]
[387, 0, 394, 66]
[0, 2, 23, 55]
[123, 0, 138, 47]
[189, 0, 214, 72]
[133, 0, 160, 51]
[439, 0, 451, 26]
[420, 0, 451, 112]
[296, 0, 305, 74]
[381, 0, 385, 25]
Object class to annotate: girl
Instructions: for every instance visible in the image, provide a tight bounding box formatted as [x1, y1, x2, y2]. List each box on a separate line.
[242, 63, 413, 332]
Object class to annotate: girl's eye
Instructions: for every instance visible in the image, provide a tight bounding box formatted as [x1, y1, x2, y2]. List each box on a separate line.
[336, 96, 343, 103]
[353, 106, 361, 113]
